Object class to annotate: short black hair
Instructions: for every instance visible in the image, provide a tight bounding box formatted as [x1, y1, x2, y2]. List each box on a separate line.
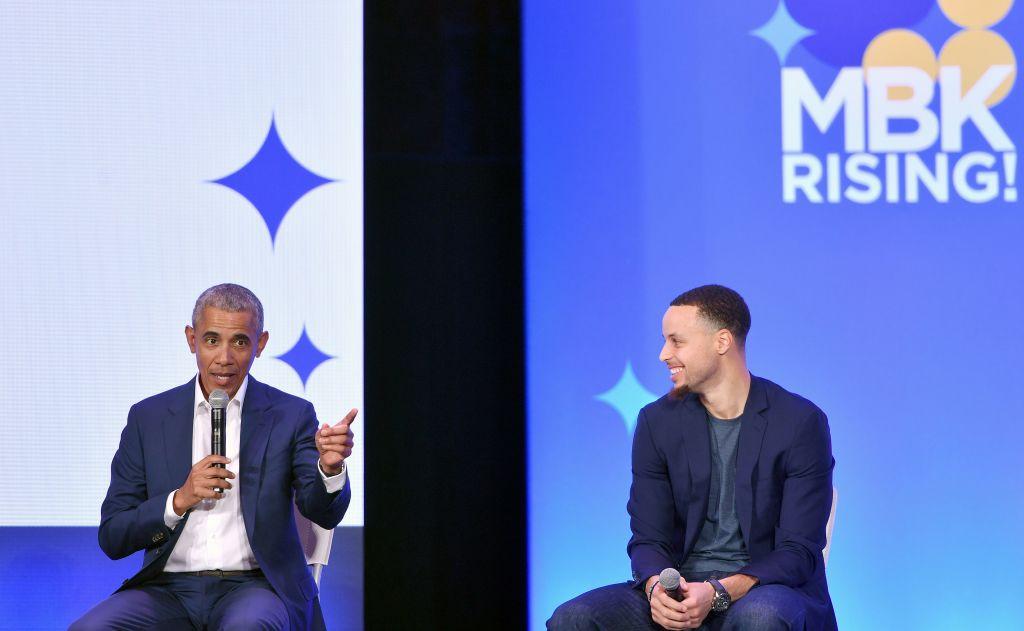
[670, 284, 751, 348]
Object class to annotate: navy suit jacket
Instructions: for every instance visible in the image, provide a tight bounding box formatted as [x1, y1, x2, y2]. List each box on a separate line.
[627, 375, 837, 630]
[97, 376, 351, 630]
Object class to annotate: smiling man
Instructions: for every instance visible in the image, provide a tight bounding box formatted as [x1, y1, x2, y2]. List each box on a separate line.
[549, 285, 837, 630]
[71, 283, 356, 630]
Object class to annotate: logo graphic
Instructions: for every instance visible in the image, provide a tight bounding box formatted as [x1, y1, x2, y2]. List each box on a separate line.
[753, 0, 1018, 204]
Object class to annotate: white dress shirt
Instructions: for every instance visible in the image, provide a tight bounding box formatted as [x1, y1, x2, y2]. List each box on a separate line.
[162, 376, 346, 571]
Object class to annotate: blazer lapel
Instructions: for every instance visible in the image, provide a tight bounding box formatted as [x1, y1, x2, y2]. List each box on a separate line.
[240, 377, 272, 539]
[735, 375, 769, 549]
[679, 393, 711, 546]
[163, 378, 197, 490]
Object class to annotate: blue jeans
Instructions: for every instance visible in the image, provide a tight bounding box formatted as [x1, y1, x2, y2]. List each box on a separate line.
[548, 571, 809, 631]
[68, 571, 288, 630]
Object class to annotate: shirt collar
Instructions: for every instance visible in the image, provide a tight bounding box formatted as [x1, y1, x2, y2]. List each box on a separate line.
[194, 375, 250, 413]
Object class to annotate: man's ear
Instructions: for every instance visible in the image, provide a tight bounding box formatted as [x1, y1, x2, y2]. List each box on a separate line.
[255, 331, 269, 358]
[716, 329, 733, 355]
[185, 325, 197, 354]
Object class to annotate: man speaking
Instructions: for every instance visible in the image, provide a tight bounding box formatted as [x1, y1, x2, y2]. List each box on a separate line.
[71, 283, 356, 630]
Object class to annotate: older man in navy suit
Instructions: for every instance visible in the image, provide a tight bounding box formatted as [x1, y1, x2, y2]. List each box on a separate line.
[71, 283, 357, 630]
[549, 285, 837, 630]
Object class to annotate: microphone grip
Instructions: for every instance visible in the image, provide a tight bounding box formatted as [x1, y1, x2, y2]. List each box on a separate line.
[211, 406, 226, 493]
[658, 568, 686, 602]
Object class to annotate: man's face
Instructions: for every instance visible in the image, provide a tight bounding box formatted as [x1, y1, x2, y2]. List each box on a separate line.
[185, 306, 268, 399]
[659, 305, 721, 396]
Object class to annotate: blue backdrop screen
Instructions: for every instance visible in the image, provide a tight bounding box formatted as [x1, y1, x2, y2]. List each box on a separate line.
[526, 1, 1023, 629]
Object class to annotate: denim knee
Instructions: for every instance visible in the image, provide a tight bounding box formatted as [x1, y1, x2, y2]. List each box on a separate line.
[216, 609, 288, 631]
[547, 598, 597, 630]
[725, 601, 787, 630]
[724, 593, 803, 630]
[67, 616, 100, 631]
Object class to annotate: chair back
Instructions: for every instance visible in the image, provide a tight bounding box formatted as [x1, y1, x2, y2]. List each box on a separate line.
[822, 486, 838, 567]
[293, 502, 336, 586]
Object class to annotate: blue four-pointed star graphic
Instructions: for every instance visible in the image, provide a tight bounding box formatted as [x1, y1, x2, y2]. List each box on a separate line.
[276, 325, 334, 389]
[211, 117, 335, 245]
[595, 361, 659, 434]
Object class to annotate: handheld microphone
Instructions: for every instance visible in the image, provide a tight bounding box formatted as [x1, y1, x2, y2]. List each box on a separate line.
[659, 568, 685, 602]
[210, 389, 229, 493]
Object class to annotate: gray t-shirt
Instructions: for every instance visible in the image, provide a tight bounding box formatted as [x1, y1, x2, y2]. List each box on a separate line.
[678, 408, 752, 575]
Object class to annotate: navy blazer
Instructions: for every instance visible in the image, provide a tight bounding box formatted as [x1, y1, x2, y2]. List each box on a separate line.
[627, 375, 837, 630]
[98, 376, 351, 630]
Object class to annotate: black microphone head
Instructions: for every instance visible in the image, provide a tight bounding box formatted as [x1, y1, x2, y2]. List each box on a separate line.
[659, 567, 681, 592]
[209, 389, 229, 409]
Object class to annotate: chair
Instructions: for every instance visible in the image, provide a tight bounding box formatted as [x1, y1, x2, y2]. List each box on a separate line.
[822, 486, 838, 567]
[293, 503, 336, 586]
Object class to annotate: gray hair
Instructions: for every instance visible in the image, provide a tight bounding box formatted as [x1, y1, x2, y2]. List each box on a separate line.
[192, 283, 265, 332]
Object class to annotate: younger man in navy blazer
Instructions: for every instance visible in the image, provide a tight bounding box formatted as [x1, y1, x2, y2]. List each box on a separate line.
[549, 285, 836, 630]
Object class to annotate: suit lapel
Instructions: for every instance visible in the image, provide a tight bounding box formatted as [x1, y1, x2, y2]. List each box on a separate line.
[240, 377, 273, 539]
[735, 375, 769, 549]
[679, 393, 711, 545]
[163, 378, 197, 490]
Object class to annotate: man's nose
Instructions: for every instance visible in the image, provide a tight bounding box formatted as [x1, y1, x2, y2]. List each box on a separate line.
[658, 343, 670, 363]
[215, 346, 233, 364]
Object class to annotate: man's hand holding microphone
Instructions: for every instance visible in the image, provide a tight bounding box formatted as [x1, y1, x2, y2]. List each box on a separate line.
[646, 568, 714, 630]
[171, 455, 235, 516]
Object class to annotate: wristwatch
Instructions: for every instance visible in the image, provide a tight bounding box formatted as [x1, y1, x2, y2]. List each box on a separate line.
[706, 578, 732, 613]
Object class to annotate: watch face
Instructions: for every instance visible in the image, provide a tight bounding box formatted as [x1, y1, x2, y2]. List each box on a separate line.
[711, 587, 731, 612]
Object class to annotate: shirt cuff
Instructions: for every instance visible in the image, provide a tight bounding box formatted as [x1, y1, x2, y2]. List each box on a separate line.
[163, 491, 184, 529]
[318, 460, 347, 493]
